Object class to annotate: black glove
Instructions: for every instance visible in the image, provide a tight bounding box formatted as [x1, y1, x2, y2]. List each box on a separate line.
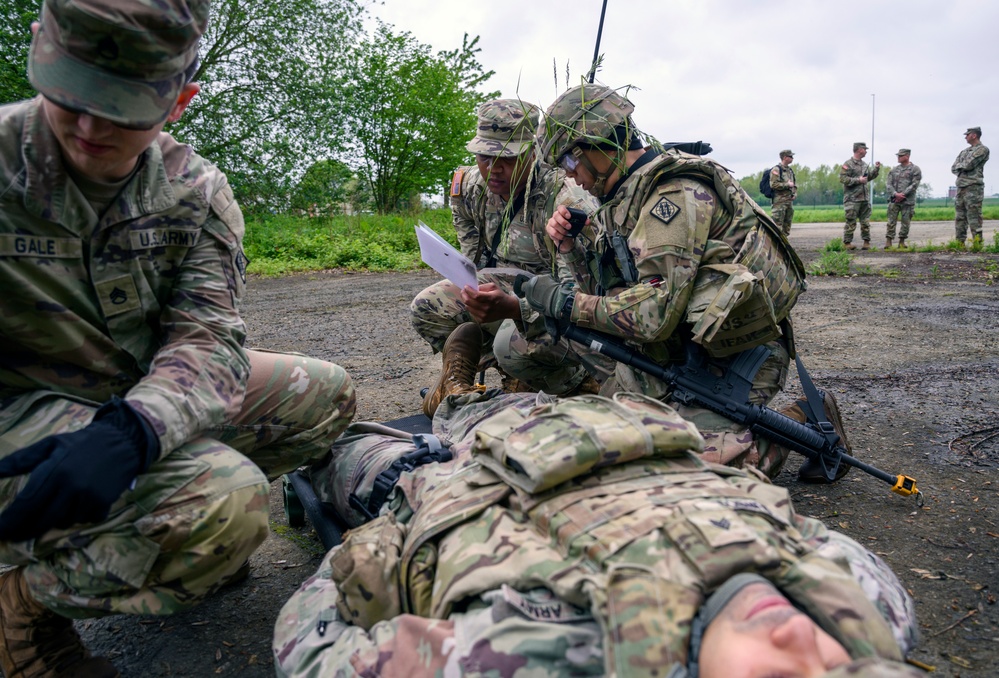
[516, 275, 573, 318]
[514, 274, 575, 341]
[0, 397, 160, 542]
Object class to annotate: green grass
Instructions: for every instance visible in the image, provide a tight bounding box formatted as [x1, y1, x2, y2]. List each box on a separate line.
[787, 205, 999, 223]
[244, 209, 455, 276]
[807, 240, 854, 276]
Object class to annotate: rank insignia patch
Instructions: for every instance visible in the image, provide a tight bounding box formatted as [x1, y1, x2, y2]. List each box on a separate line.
[650, 196, 680, 225]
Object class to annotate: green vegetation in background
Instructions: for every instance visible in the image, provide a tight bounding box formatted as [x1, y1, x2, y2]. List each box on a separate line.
[244, 209, 455, 276]
[786, 204, 999, 223]
[808, 234, 999, 277]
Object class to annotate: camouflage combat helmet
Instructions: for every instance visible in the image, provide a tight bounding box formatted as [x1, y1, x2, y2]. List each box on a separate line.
[540, 83, 638, 197]
[28, 0, 209, 128]
[540, 83, 636, 165]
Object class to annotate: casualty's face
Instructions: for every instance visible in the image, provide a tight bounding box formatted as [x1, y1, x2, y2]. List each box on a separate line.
[697, 581, 852, 678]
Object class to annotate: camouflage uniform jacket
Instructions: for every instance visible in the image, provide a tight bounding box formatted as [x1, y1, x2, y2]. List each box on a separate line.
[0, 97, 249, 456]
[950, 143, 990, 188]
[281, 395, 907, 677]
[839, 157, 880, 203]
[562, 149, 805, 370]
[886, 163, 922, 205]
[769, 164, 796, 205]
[449, 163, 596, 275]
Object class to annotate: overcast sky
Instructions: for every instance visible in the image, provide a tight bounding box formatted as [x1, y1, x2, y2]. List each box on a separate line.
[369, 0, 998, 199]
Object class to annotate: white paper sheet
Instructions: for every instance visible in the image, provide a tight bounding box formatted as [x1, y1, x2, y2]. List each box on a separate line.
[415, 222, 478, 290]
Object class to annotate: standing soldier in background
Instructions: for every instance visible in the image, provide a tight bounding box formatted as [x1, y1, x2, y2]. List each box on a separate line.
[951, 126, 990, 247]
[0, 1, 356, 675]
[412, 100, 605, 415]
[770, 149, 797, 236]
[840, 142, 881, 250]
[885, 149, 922, 249]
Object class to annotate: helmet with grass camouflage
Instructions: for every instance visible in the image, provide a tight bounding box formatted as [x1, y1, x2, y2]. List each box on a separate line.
[540, 83, 637, 166]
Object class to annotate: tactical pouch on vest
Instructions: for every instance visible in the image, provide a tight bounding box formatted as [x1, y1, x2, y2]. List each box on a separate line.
[685, 262, 780, 358]
[471, 393, 704, 494]
[329, 512, 406, 631]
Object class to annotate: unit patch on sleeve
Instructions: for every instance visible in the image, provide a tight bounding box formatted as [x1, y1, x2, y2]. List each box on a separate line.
[650, 196, 681, 225]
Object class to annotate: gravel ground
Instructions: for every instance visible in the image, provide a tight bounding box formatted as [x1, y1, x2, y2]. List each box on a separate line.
[75, 220, 998, 676]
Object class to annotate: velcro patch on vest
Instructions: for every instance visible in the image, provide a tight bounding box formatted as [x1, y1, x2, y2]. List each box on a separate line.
[129, 228, 199, 250]
[0, 235, 81, 258]
[96, 275, 141, 317]
[650, 196, 681, 225]
[450, 169, 465, 197]
[501, 585, 591, 623]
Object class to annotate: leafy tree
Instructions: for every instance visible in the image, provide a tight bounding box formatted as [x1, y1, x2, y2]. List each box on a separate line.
[0, 0, 38, 105]
[292, 159, 359, 216]
[916, 182, 933, 203]
[339, 24, 497, 213]
[170, 0, 366, 211]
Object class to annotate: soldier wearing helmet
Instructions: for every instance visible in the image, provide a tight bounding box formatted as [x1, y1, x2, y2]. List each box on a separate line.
[412, 99, 609, 415]
[522, 83, 829, 481]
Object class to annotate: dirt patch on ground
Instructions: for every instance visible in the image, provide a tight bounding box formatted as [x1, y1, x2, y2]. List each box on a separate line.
[80, 221, 998, 676]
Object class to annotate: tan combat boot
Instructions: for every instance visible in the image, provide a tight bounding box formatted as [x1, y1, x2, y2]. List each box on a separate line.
[0, 568, 119, 678]
[778, 391, 852, 484]
[885, 237, 892, 249]
[843, 241, 857, 250]
[861, 240, 871, 250]
[897, 238, 906, 248]
[422, 323, 483, 419]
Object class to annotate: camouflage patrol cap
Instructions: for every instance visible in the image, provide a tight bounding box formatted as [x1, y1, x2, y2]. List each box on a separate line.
[779, 149, 794, 159]
[853, 142, 868, 151]
[465, 99, 540, 157]
[965, 126, 982, 136]
[539, 83, 637, 165]
[28, 0, 209, 129]
[895, 148, 910, 156]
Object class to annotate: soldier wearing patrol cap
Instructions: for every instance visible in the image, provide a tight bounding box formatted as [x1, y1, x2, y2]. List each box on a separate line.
[515, 82, 824, 482]
[273, 386, 922, 678]
[412, 99, 607, 414]
[770, 149, 798, 235]
[885, 149, 922, 248]
[839, 142, 881, 250]
[0, 0, 356, 674]
[951, 127, 990, 246]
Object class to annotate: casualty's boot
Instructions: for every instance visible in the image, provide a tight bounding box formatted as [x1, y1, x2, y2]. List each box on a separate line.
[885, 237, 893, 249]
[563, 374, 602, 397]
[861, 240, 871, 250]
[421, 322, 483, 419]
[782, 390, 853, 483]
[0, 568, 119, 678]
[897, 237, 906, 248]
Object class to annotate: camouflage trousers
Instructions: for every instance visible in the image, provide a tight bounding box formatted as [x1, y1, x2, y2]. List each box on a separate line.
[606, 338, 791, 478]
[494, 321, 614, 394]
[843, 201, 873, 243]
[885, 202, 915, 240]
[954, 184, 984, 241]
[410, 270, 595, 395]
[771, 200, 794, 236]
[0, 349, 355, 619]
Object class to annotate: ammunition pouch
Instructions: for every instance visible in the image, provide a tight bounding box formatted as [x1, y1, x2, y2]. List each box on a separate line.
[471, 393, 704, 493]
